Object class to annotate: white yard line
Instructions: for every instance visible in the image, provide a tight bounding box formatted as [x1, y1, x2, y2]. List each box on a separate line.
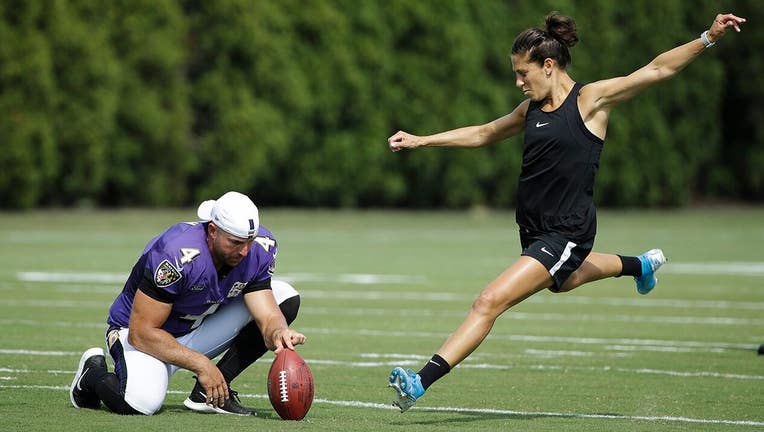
[302, 327, 758, 351]
[664, 262, 764, 276]
[14, 270, 764, 311]
[0, 317, 758, 351]
[0, 384, 762, 427]
[16, 271, 426, 285]
[17, 261, 764, 285]
[4, 290, 764, 313]
[3, 350, 763, 381]
[302, 306, 764, 326]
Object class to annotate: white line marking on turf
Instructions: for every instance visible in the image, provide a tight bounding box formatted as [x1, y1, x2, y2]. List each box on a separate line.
[6, 291, 764, 314]
[302, 306, 764, 326]
[411, 405, 764, 427]
[1, 313, 757, 351]
[16, 271, 425, 285]
[3, 307, 763, 327]
[523, 348, 622, 358]
[663, 262, 764, 276]
[530, 295, 764, 311]
[5, 351, 764, 381]
[363, 353, 764, 380]
[0, 299, 109, 308]
[17, 261, 764, 286]
[13, 271, 764, 310]
[306, 290, 464, 301]
[0, 317, 758, 353]
[280, 272, 427, 285]
[304, 327, 758, 351]
[6, 304, 762, 331]
[0, 318, 105, 328]
[0, 349, 77, 356]
[16, 272, 128, 284]
[2, 384, 762, 427]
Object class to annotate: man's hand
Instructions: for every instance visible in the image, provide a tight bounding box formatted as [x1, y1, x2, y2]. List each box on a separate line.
[271, 327, 307, 353]
[196, 362, 229, 408]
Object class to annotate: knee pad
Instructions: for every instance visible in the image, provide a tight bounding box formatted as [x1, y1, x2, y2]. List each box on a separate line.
[279, 295, 300, 325]
[272, 280, 300, 324]
[272, 280, 299, 304]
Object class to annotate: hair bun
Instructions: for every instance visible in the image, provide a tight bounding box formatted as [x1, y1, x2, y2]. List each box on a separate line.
[545, 12, 579, 48]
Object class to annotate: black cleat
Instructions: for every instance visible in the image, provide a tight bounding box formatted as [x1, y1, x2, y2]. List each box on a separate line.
[70, 347, 106, 409]
[183, 378, 254, 416]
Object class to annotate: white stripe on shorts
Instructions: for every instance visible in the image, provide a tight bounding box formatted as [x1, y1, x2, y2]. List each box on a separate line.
[549, 241, 577, 276]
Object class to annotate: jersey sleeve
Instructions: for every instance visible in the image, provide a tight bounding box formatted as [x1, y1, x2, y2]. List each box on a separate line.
[141, 243, 186, 301]
[242, 277, 271, 294]
[242, 232, 278, 294]
[137, 270, 176, 303]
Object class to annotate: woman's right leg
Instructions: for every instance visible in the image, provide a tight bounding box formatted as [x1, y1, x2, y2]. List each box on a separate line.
[436, 256, 554, 367]
[388, 256, 554, 412]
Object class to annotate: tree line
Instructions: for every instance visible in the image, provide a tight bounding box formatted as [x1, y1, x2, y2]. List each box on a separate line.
[1, 0, 762, 209]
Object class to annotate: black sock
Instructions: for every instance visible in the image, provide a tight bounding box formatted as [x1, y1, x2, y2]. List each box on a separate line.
[417, 354, 451, 390]
[618, 255, 642, 277]
[216, 321, 268, 384]
[217, 295, 301, 383]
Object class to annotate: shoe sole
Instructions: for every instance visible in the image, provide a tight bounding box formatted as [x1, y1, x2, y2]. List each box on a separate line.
[70, 347, 105, 408]
[388, 369, 416, 412]
[636, 276, 657, 295]
[183, 398, 252, 416]
[388, 382, 408, 412]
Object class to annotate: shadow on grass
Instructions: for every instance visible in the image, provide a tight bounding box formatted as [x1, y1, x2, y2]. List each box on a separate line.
[399, 409, 625, 425]
[161, 403, 281, 420]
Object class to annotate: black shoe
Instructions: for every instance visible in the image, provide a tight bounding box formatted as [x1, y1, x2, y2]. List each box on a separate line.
[70, 347, 106, 409]
[183, 378, 254, 416]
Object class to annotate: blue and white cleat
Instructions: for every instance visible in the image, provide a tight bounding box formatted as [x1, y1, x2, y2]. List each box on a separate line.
[388, 367, 425, 413]
[635, 249, 666, 295]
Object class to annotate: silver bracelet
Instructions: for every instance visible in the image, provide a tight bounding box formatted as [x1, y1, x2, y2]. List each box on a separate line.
[700, 30, 716, 48]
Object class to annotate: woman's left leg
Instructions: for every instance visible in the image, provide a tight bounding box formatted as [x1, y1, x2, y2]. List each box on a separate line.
[558, 250, 666, 293]
[557, 252, 623, 291]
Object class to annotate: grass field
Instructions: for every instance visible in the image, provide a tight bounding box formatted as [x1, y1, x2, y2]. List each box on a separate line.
[1, 207, 762, 432]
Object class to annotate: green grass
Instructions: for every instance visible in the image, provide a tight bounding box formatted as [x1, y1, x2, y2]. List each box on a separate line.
[1, 207, 763, 432]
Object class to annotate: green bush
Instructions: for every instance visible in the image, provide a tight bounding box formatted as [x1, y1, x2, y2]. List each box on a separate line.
[0, 0, 760, 209]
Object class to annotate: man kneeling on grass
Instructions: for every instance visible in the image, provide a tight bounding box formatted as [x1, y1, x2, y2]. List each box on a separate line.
[70, 191, 306, 415]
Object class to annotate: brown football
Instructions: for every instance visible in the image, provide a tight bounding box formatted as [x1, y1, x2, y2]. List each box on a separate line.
[267, 349, 314, 420]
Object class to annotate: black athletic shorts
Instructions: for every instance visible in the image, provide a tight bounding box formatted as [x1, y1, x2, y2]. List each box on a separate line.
[520, 229, 594, 292]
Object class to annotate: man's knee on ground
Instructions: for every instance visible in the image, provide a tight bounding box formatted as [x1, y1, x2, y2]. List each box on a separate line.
[122, 390, 165, 415]
[94, 373, 143, 415]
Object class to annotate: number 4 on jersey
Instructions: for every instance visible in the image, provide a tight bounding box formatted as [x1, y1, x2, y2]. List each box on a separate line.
[180, 248, 201, 264]
[255, 236, 275, 252]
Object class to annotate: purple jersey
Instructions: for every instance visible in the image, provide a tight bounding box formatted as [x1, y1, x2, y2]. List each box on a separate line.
[107, 221, 277, 336]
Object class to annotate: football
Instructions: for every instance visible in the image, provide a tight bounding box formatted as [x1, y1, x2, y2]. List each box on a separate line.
[267, 349, 314, 420]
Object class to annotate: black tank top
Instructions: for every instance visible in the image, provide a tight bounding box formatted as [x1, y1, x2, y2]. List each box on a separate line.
[516, 82, 604, 240]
